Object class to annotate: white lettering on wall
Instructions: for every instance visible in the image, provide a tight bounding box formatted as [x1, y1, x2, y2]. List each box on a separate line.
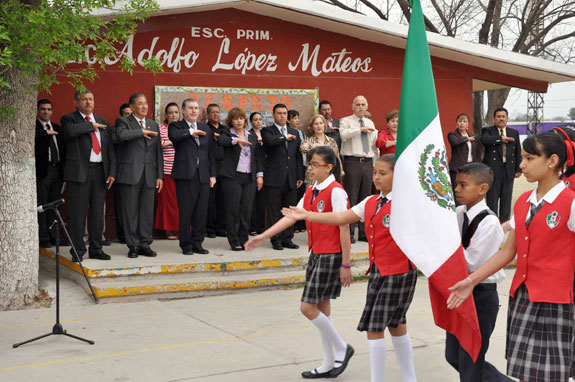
[212, 37, 277, 74]
[289, 43, 373, 77]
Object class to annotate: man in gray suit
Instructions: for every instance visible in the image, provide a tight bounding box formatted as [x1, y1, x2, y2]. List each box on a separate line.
[319, 100, 341, 152]
[61, 90, 116, 262]
[116, 93, 164, 258]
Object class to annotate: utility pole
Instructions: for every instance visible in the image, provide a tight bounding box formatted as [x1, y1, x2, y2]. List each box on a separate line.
[526, 3, 544, 135]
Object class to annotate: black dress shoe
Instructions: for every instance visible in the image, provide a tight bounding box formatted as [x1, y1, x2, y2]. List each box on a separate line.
[350, 237, 356, 244]
[139, 247, 157, 257]
[231, 245, 243, 251]
[102, 239, 112, 246]
[192, 246, 209, 255]
[182, 249, 194, 255]
[89, 252, 111, 260]
[206, 232, 216, 238]
[39, 241, 52, 248]
[128, 247, 139, 258]
[282, 241, 299, 249]
[328, 345, 355, 377]
[72, 254, 83, 263]
[216, 231, 227, 237]
[358, 236, 368, 242]
[272, 243, 284, 251]
[301, 368, 333, 379]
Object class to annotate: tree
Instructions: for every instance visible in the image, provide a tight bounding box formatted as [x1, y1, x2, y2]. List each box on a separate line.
[569, 107, 575, 120]
[0, 0, 160, 310]
[321, 0, 575, 132]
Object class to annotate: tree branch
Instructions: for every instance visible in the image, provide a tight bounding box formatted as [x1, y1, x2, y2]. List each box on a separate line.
[320, 0, 363, 15]
[359, 0, 387, 20]
[395, 0, 440, 33]
[430, 0, 453, 36]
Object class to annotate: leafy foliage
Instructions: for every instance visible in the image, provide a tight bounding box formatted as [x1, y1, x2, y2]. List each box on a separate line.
[0, 0, 161, 93]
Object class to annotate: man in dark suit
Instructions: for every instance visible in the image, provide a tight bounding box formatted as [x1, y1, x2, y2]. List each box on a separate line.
[35, 99, 66, 248]
[319, 100, 341, 152]
[61, 90, 115, 262]
[262, 103, 305, 250]
[111, 103, 132, 244]
[169, 99, 216, 255]
[116, 93, 163, 259]
[481, 107, 522, 222]
[205, 103, 227, 238]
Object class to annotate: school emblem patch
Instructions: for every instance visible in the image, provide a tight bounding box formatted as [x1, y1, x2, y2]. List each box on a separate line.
[546, 211, 561, 229]
[382, 214, 390, 228]
[317, 200, 325, 213]
[418, 144, 455, 211]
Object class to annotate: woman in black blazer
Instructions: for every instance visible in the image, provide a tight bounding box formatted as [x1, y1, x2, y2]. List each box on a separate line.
[448, 113, 482, 188]
[218, 107, 264, 250]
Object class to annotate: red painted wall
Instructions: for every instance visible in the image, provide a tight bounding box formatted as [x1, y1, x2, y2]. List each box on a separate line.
[43, 8, 474, 134]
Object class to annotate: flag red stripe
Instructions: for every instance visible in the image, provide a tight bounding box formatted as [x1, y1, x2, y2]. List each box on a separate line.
[428, 245, 482, 362]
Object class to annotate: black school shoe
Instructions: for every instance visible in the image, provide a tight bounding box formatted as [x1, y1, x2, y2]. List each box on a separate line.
[139, 247, 157, 257]
[328, 345, 355, 377]
[301, 368, 334, 379]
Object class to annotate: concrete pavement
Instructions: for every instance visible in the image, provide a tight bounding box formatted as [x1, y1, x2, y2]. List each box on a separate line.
[0, 267, 517, 381]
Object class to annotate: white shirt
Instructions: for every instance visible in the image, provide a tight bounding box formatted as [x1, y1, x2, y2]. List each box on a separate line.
[186, 120, 200, 145]
[80, 112, 102, 163]
[509, 181, 575, 231]
[457, 200, 505, 284]
[466, 140, 473, 162]
[40, 120, 60, 162]
[351, 192, 390, 221]
[339, 114, 378, 158]
[135, 117, 146, 129]
[296, 174, 348, 212]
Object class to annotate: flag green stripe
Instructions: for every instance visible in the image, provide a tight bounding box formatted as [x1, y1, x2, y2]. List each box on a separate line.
[395, 0, 439, 159]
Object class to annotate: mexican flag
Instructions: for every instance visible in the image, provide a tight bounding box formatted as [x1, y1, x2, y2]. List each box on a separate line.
[390, 0, 482, 361]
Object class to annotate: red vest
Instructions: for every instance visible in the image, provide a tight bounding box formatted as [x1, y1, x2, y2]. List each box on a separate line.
[364, 195, 415, 276]
[562, 173, 575, 192]
[511, 188, 575, 303]
[304, 181, 347, 254]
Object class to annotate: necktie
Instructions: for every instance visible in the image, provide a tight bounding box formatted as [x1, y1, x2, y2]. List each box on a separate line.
[500, 128, 507, 163]
[360, 118, 369, 154]
[376, 197, 388, 214]
[312, 188, 320, 202]
[86, 116, 101, 155]
[526, 201, 545, 229]
[462, 213, 469, 237]
[282, 126, 288, 147]
[46, 123, 59, 163]
[139, 120, 145, 129]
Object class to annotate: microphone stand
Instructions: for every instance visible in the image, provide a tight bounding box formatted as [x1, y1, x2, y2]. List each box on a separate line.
[13, 203, 96, 348]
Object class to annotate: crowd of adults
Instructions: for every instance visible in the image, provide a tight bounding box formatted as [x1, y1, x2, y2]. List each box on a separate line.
[35, 91, 520, 261]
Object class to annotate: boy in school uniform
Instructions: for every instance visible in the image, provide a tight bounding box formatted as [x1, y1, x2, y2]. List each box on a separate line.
[446, 163, 513, 382]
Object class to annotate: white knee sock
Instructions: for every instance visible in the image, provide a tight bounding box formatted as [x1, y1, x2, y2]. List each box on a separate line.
[311, 312, 347, 362]
[315, 317, 335, 373]
[391, 333, 417, 382]
[369, 338, 387, 382]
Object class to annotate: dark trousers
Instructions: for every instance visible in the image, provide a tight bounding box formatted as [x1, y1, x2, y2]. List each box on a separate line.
[222, 172, 256, 247]
[207, 174, 226, 236]
[68, 163, 106, 256]
[113, 182, 125, 242]
[250, 187, 266, 234]
[486, 166, 514, 222]
[445, 285, 512, 382]
[343, 157, 373, 239]
[264, 182, 296, 245]
[175, 173, 209, 251]
[36, 165, 62, 243]
[119, 174, 155, 249]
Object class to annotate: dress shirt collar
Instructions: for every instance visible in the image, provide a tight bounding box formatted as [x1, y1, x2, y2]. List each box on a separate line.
[274, 123, 287, 132]
[376, 191, 392, 201]
[185, 119, 197, 129]
[39, 119, 52, 128]
[312, 174, 335, 191]
[135, 116, 146, 127]
[526, 181, 565, 206]
[230, 128, 249, 137]
[79, 111, 95, 122]
[350, 113, 365, 122]
[462, 199, 489, 222]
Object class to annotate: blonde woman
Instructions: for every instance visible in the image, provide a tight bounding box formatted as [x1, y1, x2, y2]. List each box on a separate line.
[301, 114, 343, 187]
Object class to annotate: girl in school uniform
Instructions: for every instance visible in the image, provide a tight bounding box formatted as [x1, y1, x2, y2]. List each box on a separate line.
[245, 146, 354, 379]
[448, 131, 575, 382]
[285, 154, 418, 382]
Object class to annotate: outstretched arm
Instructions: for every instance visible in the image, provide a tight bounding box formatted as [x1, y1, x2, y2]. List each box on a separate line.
[283, 206, 361, 226]
[447, 231, 517, 309]
[244, 216, 296, 251]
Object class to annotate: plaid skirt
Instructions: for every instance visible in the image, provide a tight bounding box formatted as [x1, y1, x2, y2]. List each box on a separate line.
[301, 252, 342, 304]
[506, 284, 575, 382]
[357, 266, 417, 332]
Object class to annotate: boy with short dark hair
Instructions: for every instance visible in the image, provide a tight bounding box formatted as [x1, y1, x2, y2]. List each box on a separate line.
[446, 162, 513, 382]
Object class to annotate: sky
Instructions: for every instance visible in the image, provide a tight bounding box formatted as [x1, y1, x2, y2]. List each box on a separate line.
[504, 81, 575, 121]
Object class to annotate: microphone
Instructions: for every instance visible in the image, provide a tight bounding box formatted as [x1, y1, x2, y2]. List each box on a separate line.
[37, 199, 65, 213]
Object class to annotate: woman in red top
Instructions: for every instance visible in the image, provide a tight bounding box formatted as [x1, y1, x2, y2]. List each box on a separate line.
[376, 110, 398, 156]
[448, 131, 575, 382]
[154, 102, 180, 239]
[286, 154, 418, 382]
